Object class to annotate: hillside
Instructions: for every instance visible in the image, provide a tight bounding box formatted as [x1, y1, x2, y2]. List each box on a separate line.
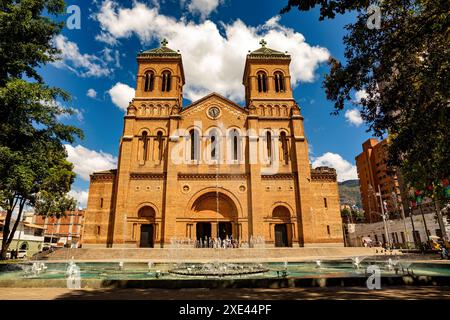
[338, 179, 362, 208]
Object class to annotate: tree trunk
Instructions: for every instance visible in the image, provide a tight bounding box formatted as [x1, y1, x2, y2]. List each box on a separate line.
[0, 204, 14, 260]
[0, 199, 25, 260]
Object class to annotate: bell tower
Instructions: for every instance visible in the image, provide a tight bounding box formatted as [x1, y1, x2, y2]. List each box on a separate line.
[242, 39, 293, 107]
[135, 38, 185, 104]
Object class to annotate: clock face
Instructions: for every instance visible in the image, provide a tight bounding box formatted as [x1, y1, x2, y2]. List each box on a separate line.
[208, 106, 220, 119]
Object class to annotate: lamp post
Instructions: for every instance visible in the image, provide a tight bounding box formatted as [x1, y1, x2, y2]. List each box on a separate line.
[377, 184, 391, 248]
[368, 184, 374, 224]
[392, 191, 410, 248]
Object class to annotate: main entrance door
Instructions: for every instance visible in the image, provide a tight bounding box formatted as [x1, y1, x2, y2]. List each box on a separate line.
[218, 222, 232, 240]
[196, 223, 212, 241]
[140, 224, 154, 248]
[275, 224, 288, 247]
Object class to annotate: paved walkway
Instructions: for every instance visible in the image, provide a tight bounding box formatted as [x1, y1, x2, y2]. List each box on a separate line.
[1, 286, 449, 300]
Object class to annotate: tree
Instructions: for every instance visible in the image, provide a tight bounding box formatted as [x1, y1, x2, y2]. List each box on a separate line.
[281, 0, 450, 205]
[0, 0, 83, 260]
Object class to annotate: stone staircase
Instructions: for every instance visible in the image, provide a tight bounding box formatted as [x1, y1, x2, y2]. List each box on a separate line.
[37, 247, 396, 262]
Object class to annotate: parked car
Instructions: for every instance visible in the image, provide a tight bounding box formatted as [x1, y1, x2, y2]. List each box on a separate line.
[40, 246, 55, 253]
[17, 250, 27, 259]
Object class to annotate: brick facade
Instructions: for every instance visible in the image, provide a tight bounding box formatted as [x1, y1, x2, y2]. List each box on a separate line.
[82, 41, 344, 248]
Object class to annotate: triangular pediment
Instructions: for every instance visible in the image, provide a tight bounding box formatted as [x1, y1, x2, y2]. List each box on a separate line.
[180, 92, 248, 117]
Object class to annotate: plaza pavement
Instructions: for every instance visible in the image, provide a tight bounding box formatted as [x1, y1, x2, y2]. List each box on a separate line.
[0, 286, 449, 300]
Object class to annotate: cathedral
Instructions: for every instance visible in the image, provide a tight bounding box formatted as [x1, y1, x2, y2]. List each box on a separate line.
[82, 39, 344, 248]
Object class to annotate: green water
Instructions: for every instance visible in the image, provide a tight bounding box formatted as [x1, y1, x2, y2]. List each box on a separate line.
[1, 260, 449, 281]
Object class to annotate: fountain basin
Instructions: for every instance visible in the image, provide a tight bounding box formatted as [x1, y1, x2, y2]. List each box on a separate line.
[169, 263, 269, 277]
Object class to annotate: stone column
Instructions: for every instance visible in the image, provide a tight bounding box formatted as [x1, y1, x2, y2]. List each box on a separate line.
[211, 222, 218, 239]
[290, 111, 313, 247]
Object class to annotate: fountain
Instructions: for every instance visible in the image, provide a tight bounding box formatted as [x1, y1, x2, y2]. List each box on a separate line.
[351, 256, 366, 269]
[119, 261, 124, 270]
[28, 262, 47, 276]
[386, 258, 400, 272]
[66, 258, 81, 289]
[315, 260, 322, 269]
[169, 262, 269, 278]
[398, 261, 414, 276]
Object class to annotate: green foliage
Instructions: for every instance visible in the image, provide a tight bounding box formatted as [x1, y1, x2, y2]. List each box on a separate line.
[338, 179, 362, 208]
[281, 0, 369, 19]
[0, 0, 83, 259]
[0, 0, 66, 83]
[281, 0, 450, 204]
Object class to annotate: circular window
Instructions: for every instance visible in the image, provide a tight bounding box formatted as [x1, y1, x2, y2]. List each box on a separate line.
[239, 185, 246, 193]
[182, 185, 190, 193]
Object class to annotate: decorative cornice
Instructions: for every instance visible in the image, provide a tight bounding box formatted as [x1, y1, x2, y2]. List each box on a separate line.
[257, 117, 291, 121]
[130, 173, 167, 180]
[134, 116, 171, 120]
[178, 173, 248, 180]
[90, 170, 117, 182]
[311, 167, 337, 182]
[261, 173, 297, 180]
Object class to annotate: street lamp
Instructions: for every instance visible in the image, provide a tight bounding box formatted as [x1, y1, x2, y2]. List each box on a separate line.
[391, 191, 411, 248]
[377, 184, 391, 248]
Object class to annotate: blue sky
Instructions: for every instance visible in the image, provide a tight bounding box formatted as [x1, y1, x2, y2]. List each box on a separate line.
[42, 0, 374, 207]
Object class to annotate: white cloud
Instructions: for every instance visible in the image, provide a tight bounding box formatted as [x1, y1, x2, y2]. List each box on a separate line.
[186, 0, 221, 19]
[95, 31, 119, 45]
[312, 152, 358, 182]
[69, 189, 89, 209]
[108, 82, 135, 111]
[50, 99, 84, 122]
[354, 89, 368, 103]
[87, 88, 97, 98]
[65, 144, 118, 181]
[52, 35, 112, 77]
[345, 109, 363, 127]
[94, 1, 330, 102]
[102, 47, 121, 68]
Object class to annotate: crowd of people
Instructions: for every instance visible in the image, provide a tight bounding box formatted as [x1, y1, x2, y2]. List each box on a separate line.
[194, 236, 241, 249]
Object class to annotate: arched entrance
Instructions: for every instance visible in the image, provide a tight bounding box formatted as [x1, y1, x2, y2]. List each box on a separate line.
[272, 206, 292, 247]
[138, 206, 155, 248]
[191, 192, 238, 241]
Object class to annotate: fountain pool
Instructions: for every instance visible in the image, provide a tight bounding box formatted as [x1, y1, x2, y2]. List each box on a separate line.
[1, 258, 449, 282]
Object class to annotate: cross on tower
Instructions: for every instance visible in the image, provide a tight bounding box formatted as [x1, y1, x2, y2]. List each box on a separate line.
[259, 39, 267, 47]
[161, 38, 168, 47]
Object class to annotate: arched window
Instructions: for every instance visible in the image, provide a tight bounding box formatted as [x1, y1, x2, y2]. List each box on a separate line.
[280, 131, 289, 164]
[209, 130, 219, 161]
[189, 129, 200, 161]
[156, 131, 163, 161]
[142, 131, 149, 161]
[161, 71, 171, 92]
[138, 206, 156, 218]
[144, 71, 155, 92]
[230, 129, 240, 161]
[266, 131, 272, 162]
[257, 71, 268, 93]
[274, 72, 285, 92]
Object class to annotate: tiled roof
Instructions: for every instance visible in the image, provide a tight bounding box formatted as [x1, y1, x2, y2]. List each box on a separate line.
[138, 39, 180, 57]
[248, 39, 289, 58]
